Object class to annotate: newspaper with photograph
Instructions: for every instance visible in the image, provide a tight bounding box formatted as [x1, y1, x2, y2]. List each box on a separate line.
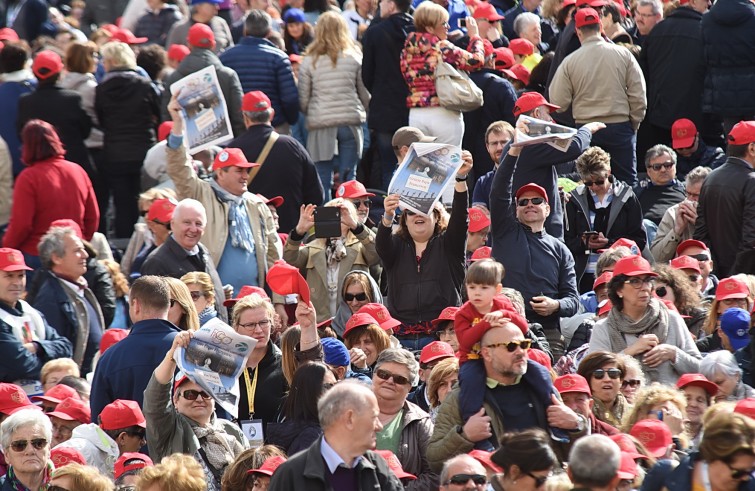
[511, 114, 578, 151]
[173, 318, 257, 419]
[170, 65, 234, 153]
[387, 142, 463, 216]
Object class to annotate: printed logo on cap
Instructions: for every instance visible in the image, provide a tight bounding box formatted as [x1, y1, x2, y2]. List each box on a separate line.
[560, 377, 576, 389]
[10, 389, 23, 403]
[726, 281, 737, 291]
[338, 185, 345, 197]
[637, 431, 656, 445]
[219, 151, 229, 162]
[675, 128, 688, 138]
[632, 257, 642, 267]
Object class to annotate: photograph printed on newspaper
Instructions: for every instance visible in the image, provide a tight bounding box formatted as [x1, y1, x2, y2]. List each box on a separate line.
[169, 65, 234, 153]
[511, 114, 577, 152]
[174, 318, 257, 418]
[387, 142, 463, 216]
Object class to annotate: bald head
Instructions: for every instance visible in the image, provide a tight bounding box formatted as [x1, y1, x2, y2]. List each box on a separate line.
[440, 454, 487, 487]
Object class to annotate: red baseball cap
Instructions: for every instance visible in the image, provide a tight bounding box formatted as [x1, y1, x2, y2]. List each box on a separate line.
[33, 50, 63, 80]
[527, 347, 551, 370]
[158, 121, 174, 142]
[598, 299, 613, 317]
[50, 447, 87, 468]
[471, 246, 492, 262]
[48, 397, 91, 424]
[468, 207, 491, 233]
[242, 91, 272, 112]
[493, 47, 515, 70]
[676, 239, 708, 256]
[336, 180, 376, 199]
[515, 182, 549, 203]
[617, 452, 639, 480]
[187, 23, 216, 49]
[715, 278, 749, 301]
[562, 0, 577, 7]
[31, 384, 81, 405]
[266, 260, 311, 304]
[671, 118, 697, 149]
[609, 238, 641, 254]
[472, 2, 505, 20]
[609, 434, 647, 460]
[0, 383, 38, 415]
[248, 456, 287, 477]
[111, 28, 148, 44]
[734, 398, 755, 420]
[357, 303, 401, 331]
[100, 399, 146, 430]
[50, 219, 83, 239]
[612, 255, 657, 277]
[375, 450, 416, 480]
[343, 312, 380, 336]
[593, 271, 613, 289]
[509, 64, 531, 85]
[554, 374, 591, 395]
[728, 121, 755, 146]
[509, 38, 535, 56]
[257, 194, 284, 207]
[147, 198, 177, 224]
[99, 328, 129, 355]
[115, 453, 154, 480]
[167, 43, 190, 62]
[629, 420, 672, 458]
[223, 285, 269, 307]
[419, 341, 455, 364]
[431, 306, 460, 327]
[468, 449, 503, 473]
[513, 92, 558, 117]
[0, 28, 19, 42]
[575, 8, 601, 28]
[676, 373, 718, 397]
[212, 148, 258, 171]
[670, 255, 701, 274]
[576, 0, 608, 6]
[0, 248, 32, 272]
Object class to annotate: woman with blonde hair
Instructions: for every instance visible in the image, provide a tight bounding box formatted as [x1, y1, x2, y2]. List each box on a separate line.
[164, 277, 199, 332]
[284, 198, 380, 322]
[622, 384, 687, 442]
[426, 356, 458, 421]
[331, 270, 383, 338]
[101, 259, 130, 329]
[49, 463, 114, 491]
[121, 187, 176, 276]
[299, 11, 370, 200]
[40, 358, 80, 392]
[181, 272, 217, 326]
[136, 453, 207, 491]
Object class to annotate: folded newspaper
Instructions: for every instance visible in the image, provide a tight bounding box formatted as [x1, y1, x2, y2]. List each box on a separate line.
[388, 142, 463, 216]
[174, 318, 257, 419]
[511, 115, 577, 151]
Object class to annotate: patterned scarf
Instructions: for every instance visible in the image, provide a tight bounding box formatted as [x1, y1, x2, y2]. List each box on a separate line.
[325, 237, 347, 267]
[192, 420, 244, 472]
[6, 462, 53, 490]
[210, 179, 255, 254]
[198, 305, 217, 325]
[605, 298, 669, 380]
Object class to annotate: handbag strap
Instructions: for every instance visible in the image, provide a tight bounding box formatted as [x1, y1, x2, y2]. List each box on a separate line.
[247, 131, 279, 184]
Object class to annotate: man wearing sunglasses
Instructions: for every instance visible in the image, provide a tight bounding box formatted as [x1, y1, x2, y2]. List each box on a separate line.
[439, 454, 488, 490]
[675, 239, 718, 297]
[634, 144, 686, 244]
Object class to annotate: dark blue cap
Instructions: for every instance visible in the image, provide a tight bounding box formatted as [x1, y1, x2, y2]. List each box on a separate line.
[321, 337, 350, 367]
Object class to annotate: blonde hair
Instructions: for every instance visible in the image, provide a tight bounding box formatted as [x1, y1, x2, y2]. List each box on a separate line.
[621, 384, 687, 433]
[100, 41, 136, 70]
[164, 277, 200, 331]
[427, 356, 459, 407]
[304, 11, 358, 67]
[181, 271, 216, 305]
[136, 453, 207, 491]
[100, 259, 129, 298]
[544, 472, 573, 491]
[699, 412, 755, 463]
[343, 324, 391, 354]
[139, 187, 176, 208]
[40, 358, 80, 386]
[413, 1, 449, 32]
[232, 294, 275, 328]
[51, 463, 114, 491]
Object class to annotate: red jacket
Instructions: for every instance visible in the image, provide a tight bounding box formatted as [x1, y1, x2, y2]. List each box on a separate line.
[454, 295, 529, 364]
[3, 156, 99, 255]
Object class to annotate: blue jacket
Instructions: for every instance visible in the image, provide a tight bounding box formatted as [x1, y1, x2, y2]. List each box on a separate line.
[89, 318, 179, 422]
[219, 37, 300, 127]
[490, 152, 580, 333]
[676, 141, 726, 179]
[0, 78, 35, 177]
[660, 452, 755, 491]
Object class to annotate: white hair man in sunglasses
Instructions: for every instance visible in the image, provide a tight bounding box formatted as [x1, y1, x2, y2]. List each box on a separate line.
[439, 454, 488, 490]
[0, 408, 53, 491]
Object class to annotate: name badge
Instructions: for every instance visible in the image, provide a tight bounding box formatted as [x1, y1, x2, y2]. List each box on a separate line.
[240, 419, 264, 448]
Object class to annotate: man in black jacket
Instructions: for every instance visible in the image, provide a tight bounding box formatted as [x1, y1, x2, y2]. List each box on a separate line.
[362, 0, 414, 190]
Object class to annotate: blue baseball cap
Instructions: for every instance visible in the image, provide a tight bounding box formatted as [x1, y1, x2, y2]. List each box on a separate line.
[720, 308, 751, 351]
[283, 8, 306, 23]
[191, 0, 222, 5]
[321, 337, 350, 367]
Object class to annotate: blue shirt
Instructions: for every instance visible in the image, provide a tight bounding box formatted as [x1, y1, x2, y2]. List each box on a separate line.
[321, 437, 363, 472]
[217, 233, 259, 294]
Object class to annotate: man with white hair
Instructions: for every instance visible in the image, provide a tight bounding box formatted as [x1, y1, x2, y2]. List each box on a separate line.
[567, 435, 622, 491]
[514, 12, 544, 52]
[439, 454, 488, 490]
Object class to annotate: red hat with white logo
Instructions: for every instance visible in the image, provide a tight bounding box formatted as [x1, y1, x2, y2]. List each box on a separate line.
[715, 277, 749, 301]
[471, 246, 492, 262]
[419, 341, 455, 364]
[671, 118, 697, 149]
[343, 313, 380, 337]
[336, 180, 376, 199]
[612, 255, 657, 277]
[0, 248, 32, 272]
[670, 255, 701, 274]
[48, 397, 91, 424]
[629, 420, 672, 458]
[357, 303, 401, 331]
[468, 208, 491, 233]
[212, 148, 258, 171]
[554, 374, 591, 395]
[513, 92, 559, 117]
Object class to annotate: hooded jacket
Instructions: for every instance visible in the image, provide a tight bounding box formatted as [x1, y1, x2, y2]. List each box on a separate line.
[331, 270, 383, 338]
[54, 424, 119, 478]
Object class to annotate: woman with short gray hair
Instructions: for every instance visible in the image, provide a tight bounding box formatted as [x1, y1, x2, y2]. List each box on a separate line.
[700, 350, 755, 402]
[0, 408, 53, 490]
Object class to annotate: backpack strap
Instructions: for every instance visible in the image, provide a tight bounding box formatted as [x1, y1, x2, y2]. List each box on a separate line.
[247, 131, 279, 184]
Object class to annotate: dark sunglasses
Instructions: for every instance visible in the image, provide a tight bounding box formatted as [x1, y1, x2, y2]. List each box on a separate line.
[622, 379, 642, 389]
[189, 291, 204, 301]
[10, 438, 47, 452]
[404, 210, 417, 216]
[375, 368, 411, 386]
[125, 429, 147, 440]
[686, 253, 710, 261]
[526, 472, 551, 488]
[181, 389, 211, 401]
[593, 368, 622, 380]
[517, 197, 545, 207]
[727, 463, 755, 480]
[648, 162, 674, 171]
[655, 286, 668, 297]
[583, 178, 606, 187]
[445, 474, 487, 486]
[351, 199, 371, 208]
[49, 487, 71, 491]
[485, 339, 532, 352]
[344, 292, 368, 302]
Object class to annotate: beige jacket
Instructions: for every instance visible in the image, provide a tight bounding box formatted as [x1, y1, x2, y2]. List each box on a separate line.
[0, 136, 11, 226]
[166, 144, 283, 299]
[549, 36, 647, 129]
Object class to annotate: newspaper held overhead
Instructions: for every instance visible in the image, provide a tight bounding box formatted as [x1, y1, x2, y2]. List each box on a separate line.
[388, 142, 464, 216]
[169, 65, 234, 153]
[173, 317, 257, 419]
[511, 115, 578, 152]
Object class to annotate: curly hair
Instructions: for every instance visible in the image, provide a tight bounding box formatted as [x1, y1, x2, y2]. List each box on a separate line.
[699, 412, 755, 464]
[100, 259, 129, 298]
[427, 356, 458, 407]
[576, 146, 612, 179]
[181, 271, 216, 305]
[221, 446, 286, 491]
[136, 453, 206, 491]
[51, 464, 113, 491]
[621, 384, 687, 433]
[653, 264, 702, 314]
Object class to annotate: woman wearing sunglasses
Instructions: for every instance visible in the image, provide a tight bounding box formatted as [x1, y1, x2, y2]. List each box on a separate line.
[181, 272, 218, 327]
[489, 428, 559, 491]
[588, 255, 702, 386]
[343, 312, 392, 373]
[0, 408, 53, 491]
[164, 277, 200, 332]
[565, 146, 646, 294]
[577, 351, 628, 429]
[652, 265, 707, 340]
[331, 270, 383, 338]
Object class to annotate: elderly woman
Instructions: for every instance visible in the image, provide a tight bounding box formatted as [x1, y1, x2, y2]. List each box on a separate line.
[164, 277, 200, 332]
[331, 270, 383, 338]
[400, 1, 484, 146]
[697, 277, 752, 353]
[653, 265, 707, 338]
[489, 429, 559, 491]
[181, 272, 218, 326]
[426, 356, 459, 422]
[378, 155, 472, 351]
[0, 409, 53, 490]
[373, 348, 437, 490]
[700, 350, 755, 402]
[136, 453, 208, 491]
[144, 331, 247, 491]
[343, 312, 392, 374]
[617, 353, 645, 405]
[577, 351, 629, 429]
[676, 374, 718, 450]
[622, 385, 687, 442]
[565, 147, 646, 293]
[284, 199, 380, 322]
[49, 463, 114, 491]
[588, 255, 702, 384]
[40, 358, 80, 392]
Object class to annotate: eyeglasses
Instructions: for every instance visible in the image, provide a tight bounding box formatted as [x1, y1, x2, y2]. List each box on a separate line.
[686, 253, 710, 261]
[583, 178, 606, 187]
[441, 21, 450, 28]
[52, 422, 76, 437]
[237, 319, 271, 331]
[526, 472, 551, 488]
[345, 292, 368, 302]
[726, 462, 755, 480]
[622, 379, 642, 389]
[180, 389, 211, 401]
[624, 277, 655, 288]
[648, 162, 675, 171]
[351, 199, 371, 208]
[485, 339, 532, 352]
[517, 197, 545, 207]
[189, 291, 204, 301]
[404, 210, 417, 216]
[445, 474, 487, 486]
[635, 11, 659, 18]
[593, 368, 622, 380]
[9, 438, 48, 452]
[375, 368, 412, 386]
[655, 286, 668, 297]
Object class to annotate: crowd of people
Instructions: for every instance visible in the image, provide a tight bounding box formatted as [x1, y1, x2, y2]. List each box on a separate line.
[1, 0, 755, 488]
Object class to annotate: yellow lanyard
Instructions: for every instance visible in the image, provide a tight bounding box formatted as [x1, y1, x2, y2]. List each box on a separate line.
[243, 367, 259, 417]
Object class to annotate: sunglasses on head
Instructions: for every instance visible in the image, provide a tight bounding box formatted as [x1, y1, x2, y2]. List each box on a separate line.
[344, 292, 368, 302]
[189, 291, 204, 301]
[445, 474, 487, 486]
[593, 368, 622, 380]
[351, 199, 371, 208]
[485, 339, 532, 352]
[655, 286, 668, 297]
[526, 472, 551, 488]
[622, 379, 642, 389]
[583, 178, 606, 187]
[517, 197, 545, 207]
[375, 368, 412, 386]
[648, 162, 674, 171]
[181, 389, 211, 401]
[10, 438, 47, 452]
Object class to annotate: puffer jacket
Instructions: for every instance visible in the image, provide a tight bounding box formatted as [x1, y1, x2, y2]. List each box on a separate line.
[394, 400, 438, 491]
[133, 5, 182, 46]
[400, 32, 485, 108]
[298, 49, 370, 129]
[701, 0, 755, 117]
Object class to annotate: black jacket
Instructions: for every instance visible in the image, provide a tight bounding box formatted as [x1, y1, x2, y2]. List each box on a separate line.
[361, 12, 414, 134]
[227, 124, 324, 232]
[236, 341, 287, 429]
[639, 6, 705, 129]
[95, 69, 160, 172]
[701, 0, 755, 117]
[17, 84, 93, 172]
[693, 157, 755, 277]
[133, 5, 183, 46]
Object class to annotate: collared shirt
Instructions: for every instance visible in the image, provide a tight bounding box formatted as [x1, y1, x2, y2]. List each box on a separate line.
[321, 437, 362, 473]
[486, 375, 522, 389]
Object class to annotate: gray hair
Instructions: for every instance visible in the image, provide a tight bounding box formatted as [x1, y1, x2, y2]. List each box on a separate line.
[637, 0, 662, 15]
[172, 198, 207, 226]
[242, 109, 273, 124]
[440, 454, 486, 485]
[38, 226, 78, 269]
[318, 380, 374, 429]
[596, 246, 632, 275]
[700, 350, 742, 380]
[501, 287, 525, 316]
[514, 12, 540, 36]
[616, 353, 646, 384]
[100, 41, 137, 70]
[644, 144, 676, 167]
[0, 408, 53, 451]
[244, 9, 272, 37]
[568, 435, 621, 487]
[685, 166, 711, 187]
[374, 348, 419, 385]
